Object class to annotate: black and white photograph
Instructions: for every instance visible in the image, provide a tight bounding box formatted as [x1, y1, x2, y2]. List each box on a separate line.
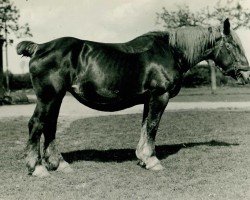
[0, 0, 250, 199]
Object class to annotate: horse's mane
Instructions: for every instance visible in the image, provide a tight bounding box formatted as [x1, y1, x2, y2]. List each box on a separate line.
[168, 26, 218, 64]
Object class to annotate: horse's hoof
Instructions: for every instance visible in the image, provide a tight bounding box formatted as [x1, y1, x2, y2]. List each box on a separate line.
[26, 159, 38, 174]
[44, 156, 60, 171]
[137, 160, 146, 167]
[32, 165, 50, 177]
[147, 163, 165, 171]
[145, 156, 164, 171]
[57, 160, 74, 173]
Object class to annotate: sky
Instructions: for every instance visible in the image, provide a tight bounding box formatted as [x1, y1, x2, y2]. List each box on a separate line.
[4, 0, 250, 73]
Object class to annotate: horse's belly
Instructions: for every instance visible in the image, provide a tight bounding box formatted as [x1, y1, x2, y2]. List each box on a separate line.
[72, 84, 124, 102]
[71, 84, 144, 111]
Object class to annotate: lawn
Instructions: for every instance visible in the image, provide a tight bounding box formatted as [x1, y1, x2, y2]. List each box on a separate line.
[0, 110, 250, 200]
[173, 86, 250, 102]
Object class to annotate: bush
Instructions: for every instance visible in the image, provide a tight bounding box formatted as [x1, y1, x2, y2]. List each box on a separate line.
[10, 90, 29, 104]
[183, 64, 236, 87]
[183, 64, 210, 87]
[3, 72, 32, 91]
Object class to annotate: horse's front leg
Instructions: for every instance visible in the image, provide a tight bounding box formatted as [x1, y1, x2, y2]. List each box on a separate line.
[136, 92, 169, 170]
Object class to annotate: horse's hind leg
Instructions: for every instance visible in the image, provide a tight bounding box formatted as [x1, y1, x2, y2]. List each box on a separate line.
[26, 73, 70, 176]
[136, 92, 169, 170]
[26, 103, 49, 177]
[27, 96, 65, 177]
[41, 97, 63, 169]
[42, 96, 73, 173]
[26, 103, 48, 176]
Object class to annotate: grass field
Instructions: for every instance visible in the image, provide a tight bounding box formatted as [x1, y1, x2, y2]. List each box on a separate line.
[173, 86, 250, 102]
[1, 110, 250, 200]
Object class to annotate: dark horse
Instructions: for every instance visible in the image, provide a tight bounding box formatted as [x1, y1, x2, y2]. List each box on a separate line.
[17, 19, 250, 177]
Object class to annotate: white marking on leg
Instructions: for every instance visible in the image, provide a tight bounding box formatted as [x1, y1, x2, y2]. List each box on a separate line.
[136, 123, 148, 160]
[32, 165, 50, 177]
[57, 159, 74, 173]
[136, 123, 164, 170]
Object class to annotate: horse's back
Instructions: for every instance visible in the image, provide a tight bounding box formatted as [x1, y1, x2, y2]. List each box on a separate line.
[107, 35, 155, 53]
[31, 33, 158, 60]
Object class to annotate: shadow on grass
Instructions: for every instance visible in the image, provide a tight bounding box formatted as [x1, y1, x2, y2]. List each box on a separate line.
[62, 140, 238, 164]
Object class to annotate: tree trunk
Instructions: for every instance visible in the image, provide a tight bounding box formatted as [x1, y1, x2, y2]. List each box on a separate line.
[0, 36, 5, 99]
[207, 60, 217, 94]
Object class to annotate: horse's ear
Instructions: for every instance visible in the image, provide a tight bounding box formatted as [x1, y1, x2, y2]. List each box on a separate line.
[223, 18, 230, 35]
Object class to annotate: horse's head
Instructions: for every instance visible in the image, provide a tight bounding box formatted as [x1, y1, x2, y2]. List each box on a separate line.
[212, 19, 250, 85]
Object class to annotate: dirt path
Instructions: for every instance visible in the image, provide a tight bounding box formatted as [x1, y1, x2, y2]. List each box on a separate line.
[1, 96, 250, 119]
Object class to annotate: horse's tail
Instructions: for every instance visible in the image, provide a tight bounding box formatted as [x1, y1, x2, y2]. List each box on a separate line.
[16, 41, 38, 57]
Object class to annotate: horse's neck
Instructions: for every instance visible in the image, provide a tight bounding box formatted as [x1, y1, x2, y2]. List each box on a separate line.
[177, 40, 219, 72]
[170, 27, 221, 72]
[173, 49, 210, 73]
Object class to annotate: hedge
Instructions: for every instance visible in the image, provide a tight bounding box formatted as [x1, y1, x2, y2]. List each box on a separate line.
[3, 72, 32, 90]
[183, 64, 235, 87]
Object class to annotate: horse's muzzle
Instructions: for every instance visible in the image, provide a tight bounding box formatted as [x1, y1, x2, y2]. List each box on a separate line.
[236, 70, 250, 85]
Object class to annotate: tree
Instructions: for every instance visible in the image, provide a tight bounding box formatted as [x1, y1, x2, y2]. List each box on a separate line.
[0, 0, 32, 99]
[156, 0, 250, 93]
